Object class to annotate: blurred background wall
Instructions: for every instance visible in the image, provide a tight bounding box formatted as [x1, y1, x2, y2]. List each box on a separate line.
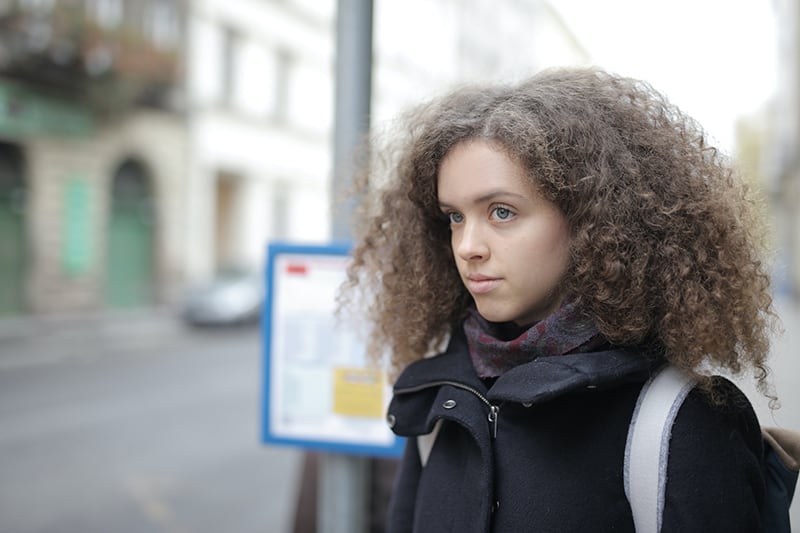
[0, 0, 589, 317]
[0, 0, 188, 314]
[1, 0, 797, 317]
[772, 0, 800, 298]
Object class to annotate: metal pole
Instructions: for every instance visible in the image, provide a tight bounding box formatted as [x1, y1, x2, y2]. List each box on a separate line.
[320, 1, 374, 532]
[331, 0, 373, 242]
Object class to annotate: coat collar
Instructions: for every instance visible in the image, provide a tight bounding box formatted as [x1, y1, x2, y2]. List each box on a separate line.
[393, 327, 660, 405]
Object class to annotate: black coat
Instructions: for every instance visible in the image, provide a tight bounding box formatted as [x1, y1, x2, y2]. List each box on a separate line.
[386, 328, 765, 532]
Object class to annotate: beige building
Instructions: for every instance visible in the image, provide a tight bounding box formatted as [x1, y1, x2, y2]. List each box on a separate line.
[0, 0, 188, 314]
[0, 0, 586, 316]
[21, 111, 188, 312]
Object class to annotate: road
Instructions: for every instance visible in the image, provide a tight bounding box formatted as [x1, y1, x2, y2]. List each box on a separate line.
[0, 296, 797, 532]
[0, 312, 302, 533]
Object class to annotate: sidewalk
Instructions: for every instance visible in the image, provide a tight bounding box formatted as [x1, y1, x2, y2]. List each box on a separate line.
[0, 307, 189, 369]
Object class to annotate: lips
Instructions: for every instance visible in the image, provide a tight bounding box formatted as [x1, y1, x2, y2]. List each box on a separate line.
[465, 275, 502, 295]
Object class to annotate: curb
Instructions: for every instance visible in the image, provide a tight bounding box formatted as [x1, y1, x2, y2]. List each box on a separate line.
[0, 307, 182, 339]
[0, 307, 188, 368]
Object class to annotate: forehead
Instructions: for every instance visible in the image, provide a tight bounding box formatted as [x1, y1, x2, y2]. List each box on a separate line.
[437, 140, 532, 201]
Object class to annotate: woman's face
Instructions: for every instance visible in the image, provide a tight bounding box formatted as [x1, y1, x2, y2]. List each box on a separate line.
[437, 140, 570, 325]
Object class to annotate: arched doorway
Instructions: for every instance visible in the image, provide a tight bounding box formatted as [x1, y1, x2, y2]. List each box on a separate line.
[0, 143, 27, 315]
[105, 159, 156, 308]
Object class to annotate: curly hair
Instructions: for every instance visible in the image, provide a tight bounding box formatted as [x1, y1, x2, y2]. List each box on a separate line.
[341, 67, 777, 397]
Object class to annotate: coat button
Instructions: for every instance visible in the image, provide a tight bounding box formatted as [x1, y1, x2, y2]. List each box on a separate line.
[442, 399, 457, 409]
[386, 414, 396, 428]
[492, 500, 501, 513]
[522, 402, 533, 408]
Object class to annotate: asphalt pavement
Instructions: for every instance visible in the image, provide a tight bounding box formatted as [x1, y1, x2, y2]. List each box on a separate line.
[0, 296, 797, 531]
[0, 308, 303, 533]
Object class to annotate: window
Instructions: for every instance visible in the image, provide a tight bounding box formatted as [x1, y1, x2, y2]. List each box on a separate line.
[272, 47, 292, 123]
[220, 26, 238, 107]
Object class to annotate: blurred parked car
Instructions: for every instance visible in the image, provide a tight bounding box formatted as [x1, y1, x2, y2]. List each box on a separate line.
[180, 270, 264, 326]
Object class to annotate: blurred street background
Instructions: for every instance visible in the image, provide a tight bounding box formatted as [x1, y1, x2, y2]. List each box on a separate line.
[0, 312, 301, 533]
[0, 0, 798, 531]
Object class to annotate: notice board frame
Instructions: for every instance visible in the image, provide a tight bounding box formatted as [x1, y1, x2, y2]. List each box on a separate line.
[261, 242, 404, 458]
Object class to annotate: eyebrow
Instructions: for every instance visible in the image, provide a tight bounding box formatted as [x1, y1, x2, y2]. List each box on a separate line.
[438, 189, 529, 209]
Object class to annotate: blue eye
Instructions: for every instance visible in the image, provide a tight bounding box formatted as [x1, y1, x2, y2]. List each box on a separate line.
[492, 207, 513, 220]
[448, 212, 464, 224]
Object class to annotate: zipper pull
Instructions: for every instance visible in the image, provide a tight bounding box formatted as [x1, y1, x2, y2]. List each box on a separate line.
[488, 405, 500, 439]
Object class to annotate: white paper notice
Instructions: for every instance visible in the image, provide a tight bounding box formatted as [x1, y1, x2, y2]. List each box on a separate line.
[266, 248, 397, 451]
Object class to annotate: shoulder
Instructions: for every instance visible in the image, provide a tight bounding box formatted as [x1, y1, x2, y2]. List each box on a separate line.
[676, 377, 763, 452]
[661, 377, 765, 531]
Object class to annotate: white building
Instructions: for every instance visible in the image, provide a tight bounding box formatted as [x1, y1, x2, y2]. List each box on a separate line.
[769, 0, 800, 297]
[181, 0, 587, 284]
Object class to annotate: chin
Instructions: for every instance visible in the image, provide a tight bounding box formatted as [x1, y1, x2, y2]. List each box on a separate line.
[476, 301, 560, 326]
[474, 305, 514, 324]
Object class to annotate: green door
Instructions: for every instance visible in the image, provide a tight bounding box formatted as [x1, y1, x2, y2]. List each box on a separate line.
[0, 144, 26, 315]
[105, 161, 155, 308]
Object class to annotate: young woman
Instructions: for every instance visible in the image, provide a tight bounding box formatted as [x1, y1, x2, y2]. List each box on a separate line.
[341, 67, 783, 532]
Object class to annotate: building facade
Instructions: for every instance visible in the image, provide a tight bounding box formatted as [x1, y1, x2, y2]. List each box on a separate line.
[770, 0, 800, 297]
[182, 0, 587, 283]
[182, 0, 337, 282]
[0, 0, 586, 316]
[0, 0, 187, 314]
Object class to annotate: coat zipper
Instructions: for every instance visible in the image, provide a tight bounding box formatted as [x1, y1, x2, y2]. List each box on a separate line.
[394, 380, 502, 438]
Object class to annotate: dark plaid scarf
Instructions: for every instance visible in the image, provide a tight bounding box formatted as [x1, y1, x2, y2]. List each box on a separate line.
[464, 302, 606, 378]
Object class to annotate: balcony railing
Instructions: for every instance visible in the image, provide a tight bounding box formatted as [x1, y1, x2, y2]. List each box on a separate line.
[0, 0, 186, 114]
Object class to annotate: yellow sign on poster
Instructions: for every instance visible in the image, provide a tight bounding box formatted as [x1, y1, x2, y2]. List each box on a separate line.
[332, 367, 385, 418]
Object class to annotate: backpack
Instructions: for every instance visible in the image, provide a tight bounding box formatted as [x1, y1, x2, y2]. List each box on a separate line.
[626, 365, 800, 532]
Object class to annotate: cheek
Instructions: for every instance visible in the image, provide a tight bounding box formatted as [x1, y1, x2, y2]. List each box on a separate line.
[448, 233, 463, 266]
[551, 223, 570, 256]
[555, 243, 571, 280]
[553, 229, 571, 269]
[536, 222, 571, 275]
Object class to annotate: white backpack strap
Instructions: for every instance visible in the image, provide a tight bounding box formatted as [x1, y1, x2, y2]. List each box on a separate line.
[625, 365, 696, 532]
[417, 419, 443, 467]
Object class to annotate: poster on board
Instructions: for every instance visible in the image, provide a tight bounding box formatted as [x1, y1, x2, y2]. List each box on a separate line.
[261, 242, 404, 457]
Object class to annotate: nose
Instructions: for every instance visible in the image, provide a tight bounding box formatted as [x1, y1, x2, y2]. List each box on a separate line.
[455, 220, 489, 262]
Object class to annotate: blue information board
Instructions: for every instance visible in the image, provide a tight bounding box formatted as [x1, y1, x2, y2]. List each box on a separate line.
[261, 242, 404, 457]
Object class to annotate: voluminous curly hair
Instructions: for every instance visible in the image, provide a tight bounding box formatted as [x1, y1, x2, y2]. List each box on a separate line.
[341, 67, 776, 395]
